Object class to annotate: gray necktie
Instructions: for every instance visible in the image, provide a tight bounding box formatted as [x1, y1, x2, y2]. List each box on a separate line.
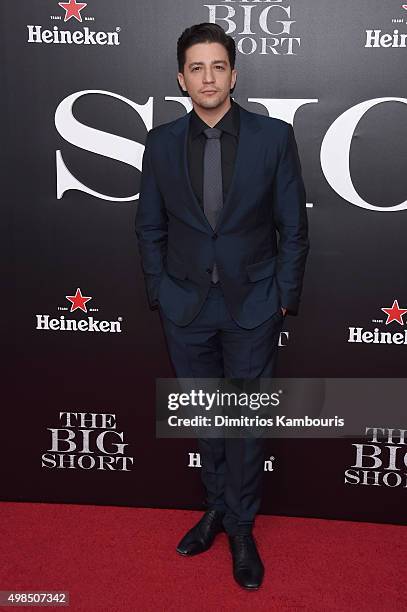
[203, 127, 223, 283]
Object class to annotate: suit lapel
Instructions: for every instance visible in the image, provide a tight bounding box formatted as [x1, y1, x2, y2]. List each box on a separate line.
[169, 101, 261, 232]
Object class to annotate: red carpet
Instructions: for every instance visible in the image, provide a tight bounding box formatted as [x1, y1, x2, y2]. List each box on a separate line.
[0, 502, 406, 611]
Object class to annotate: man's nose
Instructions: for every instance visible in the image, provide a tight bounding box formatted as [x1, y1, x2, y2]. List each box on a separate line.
[202, 68, 215, 83]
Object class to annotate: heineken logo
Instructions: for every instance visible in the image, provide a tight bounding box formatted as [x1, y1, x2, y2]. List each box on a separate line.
[348, 299, 407, 345]
[26, 1, 121, 46]
[35, 288, 123, 334]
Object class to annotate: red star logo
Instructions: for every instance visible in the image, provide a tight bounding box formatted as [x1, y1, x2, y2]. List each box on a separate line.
[381, 300, 407, 325]
[58, 0, 87, 23]
[66, 288, 92, 313]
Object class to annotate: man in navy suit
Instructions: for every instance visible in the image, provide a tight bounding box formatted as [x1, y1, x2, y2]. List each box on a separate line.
[135, 23, 309, 590]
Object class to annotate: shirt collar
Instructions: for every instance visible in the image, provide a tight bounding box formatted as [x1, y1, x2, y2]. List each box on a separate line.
[189, 98, 239, 139]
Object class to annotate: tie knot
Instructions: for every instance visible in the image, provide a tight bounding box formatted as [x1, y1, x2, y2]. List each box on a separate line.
[204, 127, 222, 140]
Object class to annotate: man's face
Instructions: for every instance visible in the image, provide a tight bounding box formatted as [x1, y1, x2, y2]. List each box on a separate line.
[177, 42, 237, 110]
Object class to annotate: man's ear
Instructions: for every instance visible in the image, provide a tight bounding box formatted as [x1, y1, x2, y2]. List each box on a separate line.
[230, 69, 237, 94]
[177, 72, 187, 93]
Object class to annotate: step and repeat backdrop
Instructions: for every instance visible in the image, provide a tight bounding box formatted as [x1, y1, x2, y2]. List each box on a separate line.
[2, 0, 406, 524]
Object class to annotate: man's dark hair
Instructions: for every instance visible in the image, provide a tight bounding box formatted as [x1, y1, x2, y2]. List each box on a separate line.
[177, 23, 236, 73]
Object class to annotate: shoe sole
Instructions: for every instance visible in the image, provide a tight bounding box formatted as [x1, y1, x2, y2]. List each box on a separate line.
[176, 545, 211, 556]
[240, 585, 260, 591]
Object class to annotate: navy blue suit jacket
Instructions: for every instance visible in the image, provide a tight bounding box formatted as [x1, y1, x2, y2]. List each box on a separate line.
[135, 101, 309, 329]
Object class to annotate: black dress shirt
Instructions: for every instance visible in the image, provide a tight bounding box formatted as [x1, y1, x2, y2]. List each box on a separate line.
[187, 98, 240, 207]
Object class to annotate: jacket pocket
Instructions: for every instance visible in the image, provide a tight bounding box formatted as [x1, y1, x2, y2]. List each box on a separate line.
[246, 255, 277, 282]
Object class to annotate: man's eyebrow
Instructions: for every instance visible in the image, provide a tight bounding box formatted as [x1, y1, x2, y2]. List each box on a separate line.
[188, 60, 228, 68]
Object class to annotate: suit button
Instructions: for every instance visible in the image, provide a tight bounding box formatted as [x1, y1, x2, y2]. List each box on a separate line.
[206, 268, 212, 274]
[212, 233, 218, 240]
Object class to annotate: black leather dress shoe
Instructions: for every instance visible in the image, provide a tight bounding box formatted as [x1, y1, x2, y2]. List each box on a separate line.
[176, 510, 225, 556]
[228, 534, 264, 589]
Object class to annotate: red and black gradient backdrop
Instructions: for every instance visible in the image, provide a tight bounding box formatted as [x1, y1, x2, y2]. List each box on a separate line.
[2, 0, 407, 524]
